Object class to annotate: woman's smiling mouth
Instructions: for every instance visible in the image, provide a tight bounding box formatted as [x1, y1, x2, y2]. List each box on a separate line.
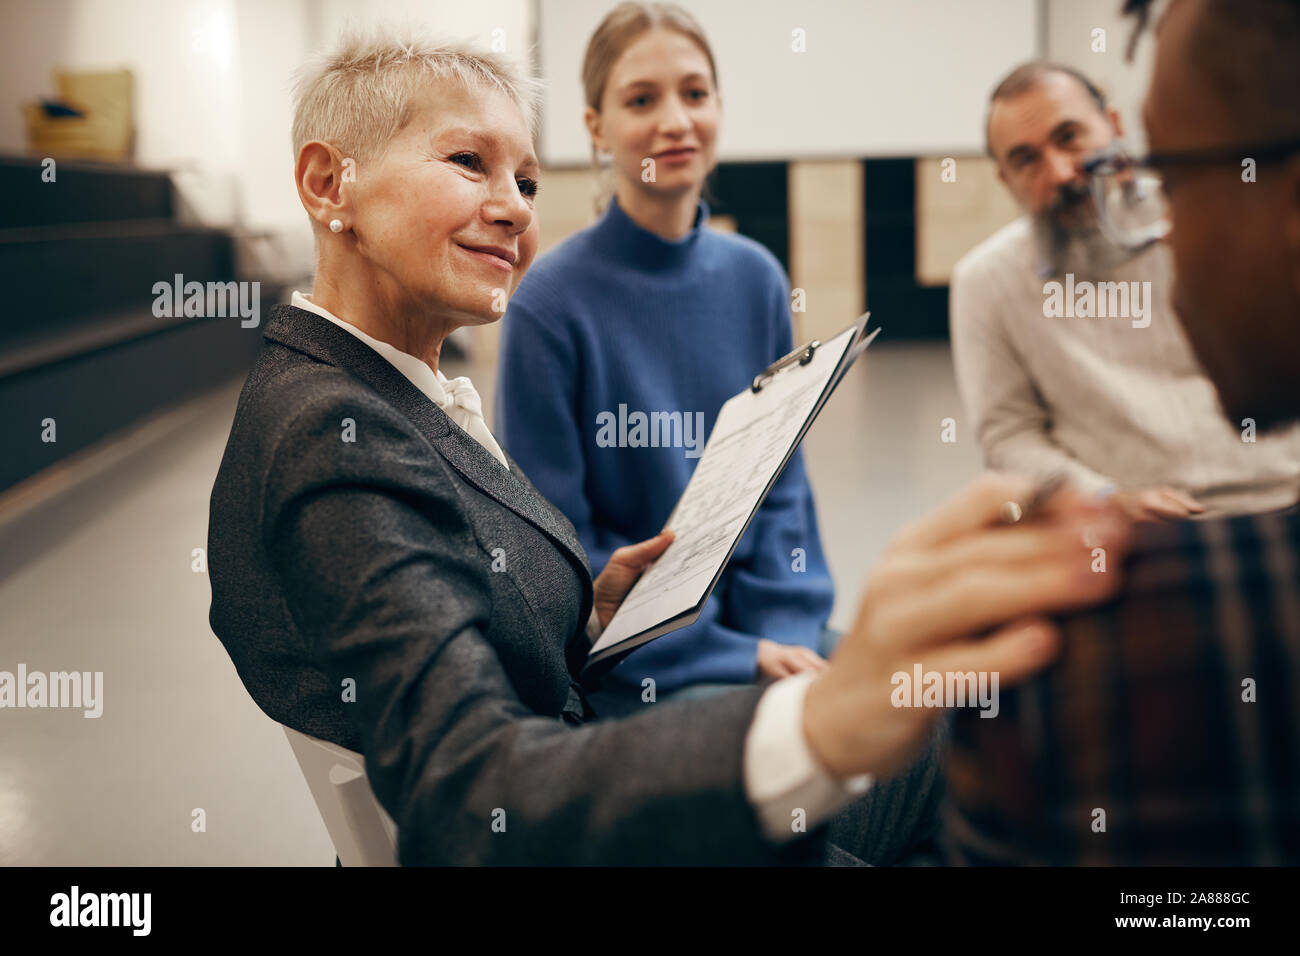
[655, 146, 698, 165]
[457, 242, 517, 272]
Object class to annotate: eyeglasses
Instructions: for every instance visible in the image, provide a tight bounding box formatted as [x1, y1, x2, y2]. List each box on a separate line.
[1081, 137, 1300, 250]
[1079, 144, 1168, 252]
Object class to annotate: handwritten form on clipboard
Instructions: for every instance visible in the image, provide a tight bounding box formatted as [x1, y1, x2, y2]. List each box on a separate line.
[587, 318, 875, 665]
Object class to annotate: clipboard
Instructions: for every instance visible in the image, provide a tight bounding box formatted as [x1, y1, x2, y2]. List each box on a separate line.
[582, 312, 879, 680]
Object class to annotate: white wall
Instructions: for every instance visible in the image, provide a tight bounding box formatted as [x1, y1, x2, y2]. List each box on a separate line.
[530, 0, 1156, 164]
[537, 0, 1040, 164]
[1044, 0, 1157, 153]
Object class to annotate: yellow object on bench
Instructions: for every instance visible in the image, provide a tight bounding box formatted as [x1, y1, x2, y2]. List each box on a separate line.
[24, 68, 135, 162]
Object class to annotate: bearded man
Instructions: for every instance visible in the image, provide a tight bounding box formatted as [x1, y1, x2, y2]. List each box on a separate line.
[949, 60, 1300, 520]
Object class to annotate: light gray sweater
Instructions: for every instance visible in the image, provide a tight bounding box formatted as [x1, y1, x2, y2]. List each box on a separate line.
[950, 216, 1300, 516]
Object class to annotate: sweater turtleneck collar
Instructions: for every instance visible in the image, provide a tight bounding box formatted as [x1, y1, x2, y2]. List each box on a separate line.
[594, 193, 710, 269]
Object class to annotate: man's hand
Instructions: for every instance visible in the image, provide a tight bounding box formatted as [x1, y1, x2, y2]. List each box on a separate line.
[592, 530, 674, 630]
[1110, 486, 1206, 521]
[757, 639, 828, 679]
[801, 473, 1133, 781]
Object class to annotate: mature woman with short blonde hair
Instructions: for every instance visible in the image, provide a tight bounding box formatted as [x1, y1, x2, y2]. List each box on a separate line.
[205, 23, 1126, 867]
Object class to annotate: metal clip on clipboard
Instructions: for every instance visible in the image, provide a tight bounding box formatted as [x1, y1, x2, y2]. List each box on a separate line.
[751, 340, 822, 393]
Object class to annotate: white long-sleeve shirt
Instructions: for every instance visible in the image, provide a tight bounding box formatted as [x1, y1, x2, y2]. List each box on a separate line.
[950, 220, 1300, 515]
[290, 290, 870, 845]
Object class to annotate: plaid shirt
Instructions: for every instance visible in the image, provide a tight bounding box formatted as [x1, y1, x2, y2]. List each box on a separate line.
[942, 506, 1300, 865]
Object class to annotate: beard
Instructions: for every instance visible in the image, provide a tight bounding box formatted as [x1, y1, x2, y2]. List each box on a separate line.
[1032, 179, 1138, 280]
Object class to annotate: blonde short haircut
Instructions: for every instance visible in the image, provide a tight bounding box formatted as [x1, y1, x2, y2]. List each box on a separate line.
[291, 23, 542, 166]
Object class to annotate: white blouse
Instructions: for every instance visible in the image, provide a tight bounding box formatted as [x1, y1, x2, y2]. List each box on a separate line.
[290, 291, 508, 469]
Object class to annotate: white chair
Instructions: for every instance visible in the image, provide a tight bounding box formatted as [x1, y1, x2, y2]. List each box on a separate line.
[282, 725, 400, 866]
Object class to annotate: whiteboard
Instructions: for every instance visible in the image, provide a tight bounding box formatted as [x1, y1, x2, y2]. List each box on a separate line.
[537, 0, 1040, 165]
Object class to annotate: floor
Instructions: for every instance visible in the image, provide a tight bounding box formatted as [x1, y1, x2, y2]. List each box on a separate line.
[0, 340, 982, 865]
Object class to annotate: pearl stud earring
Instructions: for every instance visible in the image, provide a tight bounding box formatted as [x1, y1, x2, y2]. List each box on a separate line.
[329, 218, 343, 233]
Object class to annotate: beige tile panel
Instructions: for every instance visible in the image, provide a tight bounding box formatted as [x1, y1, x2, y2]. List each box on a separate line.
[789, 160, 864, 343]
[915, 155, 1022, 287]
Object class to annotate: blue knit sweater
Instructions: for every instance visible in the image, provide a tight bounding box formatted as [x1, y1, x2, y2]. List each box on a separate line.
[495, 195, 834, 693]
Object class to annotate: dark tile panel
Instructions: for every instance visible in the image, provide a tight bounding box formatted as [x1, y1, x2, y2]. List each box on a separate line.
[707, 161, 790, 273]
[863, 158, 950, 341]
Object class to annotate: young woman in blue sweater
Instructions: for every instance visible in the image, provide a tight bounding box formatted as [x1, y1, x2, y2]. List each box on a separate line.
[496, 2, 834, 715]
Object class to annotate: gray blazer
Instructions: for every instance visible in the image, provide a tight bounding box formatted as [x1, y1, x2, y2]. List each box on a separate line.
[207, 304, 822, 865]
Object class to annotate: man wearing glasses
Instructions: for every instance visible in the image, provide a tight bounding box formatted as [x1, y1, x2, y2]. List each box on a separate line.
[950, 58, 1300, 520]
[943, 0, 1300, 865]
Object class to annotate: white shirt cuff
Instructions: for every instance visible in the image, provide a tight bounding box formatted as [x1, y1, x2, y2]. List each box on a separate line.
[743, 671, 873, 844]
[586, 608, 603, 641]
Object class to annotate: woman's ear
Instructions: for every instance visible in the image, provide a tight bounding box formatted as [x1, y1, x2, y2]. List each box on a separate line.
[583, 106, 607, 155]
[296, 141, 348, 228]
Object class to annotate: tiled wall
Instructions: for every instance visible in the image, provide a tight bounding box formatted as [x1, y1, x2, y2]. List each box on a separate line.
[465, 157, 1022, 360]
